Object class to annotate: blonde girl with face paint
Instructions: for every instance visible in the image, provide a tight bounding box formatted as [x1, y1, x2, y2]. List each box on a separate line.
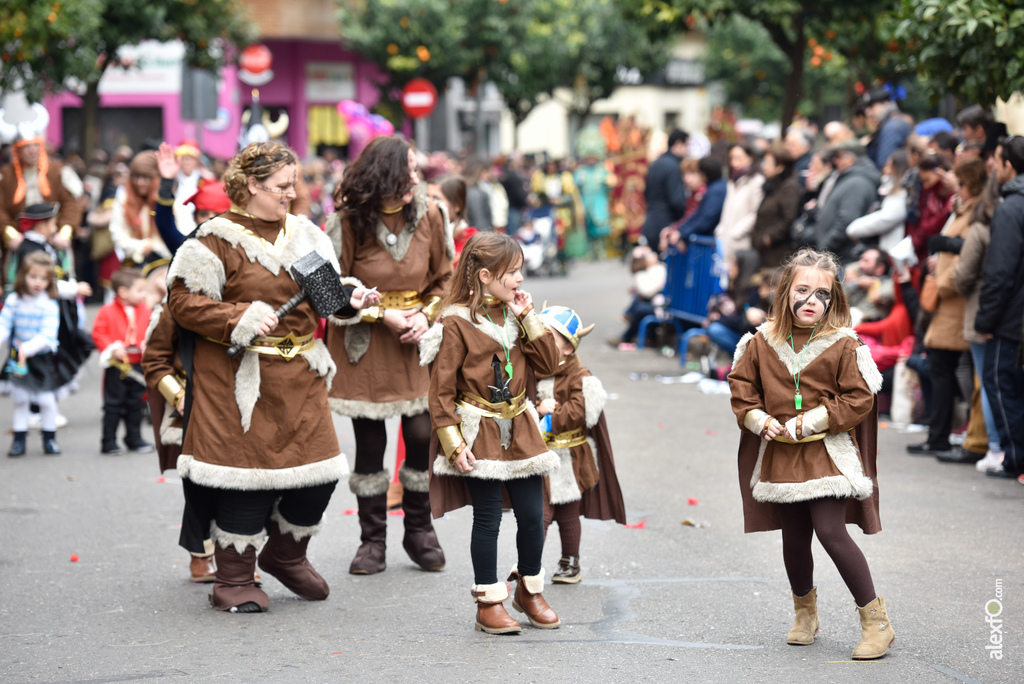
[728, 247, 896, 660]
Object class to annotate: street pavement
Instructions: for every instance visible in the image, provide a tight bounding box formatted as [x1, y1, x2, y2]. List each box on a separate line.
[1, 259, 1021, 684]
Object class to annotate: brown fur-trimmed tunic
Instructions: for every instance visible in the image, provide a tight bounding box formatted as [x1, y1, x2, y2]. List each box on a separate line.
[166, 210, 352, 490]
[728, 323, 882, 534]
[142, 303, 184, 473]
[419, 303, 562, 517]
[325, 188, 453, 419]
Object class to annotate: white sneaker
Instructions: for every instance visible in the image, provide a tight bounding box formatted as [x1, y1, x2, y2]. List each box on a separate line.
[976, 450, 1005, 473]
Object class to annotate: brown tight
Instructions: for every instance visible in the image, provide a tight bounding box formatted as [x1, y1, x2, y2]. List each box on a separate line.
[543, 499, 582, 557]
[777, 497, 877, 607]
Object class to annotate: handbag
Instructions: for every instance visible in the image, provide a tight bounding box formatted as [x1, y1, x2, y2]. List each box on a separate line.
[919, 274, 939, 313]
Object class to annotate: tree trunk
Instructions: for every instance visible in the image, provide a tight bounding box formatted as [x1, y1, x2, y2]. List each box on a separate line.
[82, 80, 100, 160]
[780, 15, 806, 133]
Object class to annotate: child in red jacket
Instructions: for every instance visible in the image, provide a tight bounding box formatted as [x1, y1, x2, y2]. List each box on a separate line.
[92, 268, 152, 454]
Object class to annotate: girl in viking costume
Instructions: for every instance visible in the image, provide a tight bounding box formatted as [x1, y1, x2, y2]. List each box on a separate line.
[728, 247, 895, 659]
[166, 141, 379, 613]
[325, 136, 452, 575]
[419, 232, 563, 634]
[531, 306, 626, 584]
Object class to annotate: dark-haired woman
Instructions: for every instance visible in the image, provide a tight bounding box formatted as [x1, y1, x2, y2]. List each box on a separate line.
[750, 144, 802, 271]
[167, 141, 379, 613]
[325, 136, 453, 575]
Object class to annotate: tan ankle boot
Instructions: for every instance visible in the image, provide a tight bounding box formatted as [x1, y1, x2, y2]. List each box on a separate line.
[471, 582, 521, 634]
[852, 596, 896, 659]
[787, 587, 820, 645]
[508, 568, 561, 629]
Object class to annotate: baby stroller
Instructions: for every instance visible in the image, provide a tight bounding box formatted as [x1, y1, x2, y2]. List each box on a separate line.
[518, 206, 561, 277]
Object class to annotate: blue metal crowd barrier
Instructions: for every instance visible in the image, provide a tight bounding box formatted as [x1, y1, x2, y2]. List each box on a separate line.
[635, 236, 725, 363]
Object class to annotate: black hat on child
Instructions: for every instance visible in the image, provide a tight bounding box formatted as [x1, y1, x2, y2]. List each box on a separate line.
[18, 202, 59, 221]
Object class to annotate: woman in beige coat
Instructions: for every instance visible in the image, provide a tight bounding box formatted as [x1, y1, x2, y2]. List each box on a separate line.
[909, 159, 987, 457]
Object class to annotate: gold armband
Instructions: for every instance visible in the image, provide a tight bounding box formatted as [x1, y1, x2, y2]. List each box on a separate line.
[3, 225, 19, 248]
[58, 224, 74, 241]
[436, 425, 467, 463]
[519, 309, 546, 341]
[359, 306, 384, 323]
[157, 374, 185, 405]
[421, 295, 443, 324]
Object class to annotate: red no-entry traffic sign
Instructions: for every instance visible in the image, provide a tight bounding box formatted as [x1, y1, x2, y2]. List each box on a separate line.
[401, 78, 438, 119]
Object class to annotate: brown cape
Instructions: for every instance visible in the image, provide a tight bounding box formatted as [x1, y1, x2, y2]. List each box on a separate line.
[737, 400, 881, 534]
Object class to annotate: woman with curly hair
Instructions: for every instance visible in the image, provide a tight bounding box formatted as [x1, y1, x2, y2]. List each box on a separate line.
[166, 141, 379, 613]
[325, 135, 453, 575]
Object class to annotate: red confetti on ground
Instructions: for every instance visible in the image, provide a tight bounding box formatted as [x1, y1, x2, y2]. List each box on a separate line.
[70, 554, 79, 562]
[388, 509, 405, 517]
[625, 517, 647, 529]
[705, 429, 715, 436]
[156, 476, 166, 483]
[331, 652, 342, 655]
[341, 509, 357, 515]
[688, 498, 699, 506]
[657, 422, 665, 429]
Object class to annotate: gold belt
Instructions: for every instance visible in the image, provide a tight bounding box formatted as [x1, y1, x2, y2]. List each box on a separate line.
[544, 426, 587, 449]
[206, 332, 316, 360]
[455, 390, 527, 420]
[379, 290, 422, 310]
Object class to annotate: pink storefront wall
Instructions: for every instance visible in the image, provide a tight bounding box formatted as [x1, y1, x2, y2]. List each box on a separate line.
[45, 41, 384, 160]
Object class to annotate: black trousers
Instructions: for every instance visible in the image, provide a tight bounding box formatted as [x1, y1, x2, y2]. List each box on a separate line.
[351, 413, 432, 476]
[214, 482, 338, 536]
[102, 367, 146, 448]
[464, 475, 545, 584]
[925, 348, 962, 450]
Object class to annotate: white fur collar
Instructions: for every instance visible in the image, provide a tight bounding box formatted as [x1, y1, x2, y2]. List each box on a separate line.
[439, 303, 521, 351]
[756, 322, 859, 376]
[197, 213, 339, 278]
[373, 184, 430, 261]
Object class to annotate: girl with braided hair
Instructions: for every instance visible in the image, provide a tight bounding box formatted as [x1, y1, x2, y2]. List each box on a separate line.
[166, 141, 379, 613]
[324, 136, 452, 575]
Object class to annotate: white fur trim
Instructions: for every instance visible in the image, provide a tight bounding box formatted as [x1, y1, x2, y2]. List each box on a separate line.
[196, 214, 339, 280]
[537, 377, 554, 402]
[270, 503, 322, 541]
[547, 448, 582, 504]
[456, 406, 482, 448]
[177, 453, 348, 491]
[472, 582, 509, 603]
[160, 402, 182, 446]
[302, 339, 336, 391]
[438, 200, 455, 261]
[750, 432, 874, 504]
[210, 521, 265, 554]
[856, 344, 883, 394]
[581, 375, 606, 428]
[233, 350, 261, 433]
[732, 331, 756, 367]
[511, 567, 546, 594]
[418, 321, 444, 365]
[329, 396, 429, 420]
[758, 324, 861, 377]
[324, 212, 342, 260]
[167, 237, 226, 301]
[432, 448, 559, 480]
[230, 300, 275, 347]
[438, 304, 520, 350]
[144, 302, 164, 346]
[743, 409, 771, 436]
[348, 469, 391, 497]
[398, 464, 430, 493]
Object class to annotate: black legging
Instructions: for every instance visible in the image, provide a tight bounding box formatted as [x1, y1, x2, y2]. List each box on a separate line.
[777, 497, 876, 607]
[214, 482, 338, 536]
[464, 475, 545, 584]
[351, 413, 432, 475]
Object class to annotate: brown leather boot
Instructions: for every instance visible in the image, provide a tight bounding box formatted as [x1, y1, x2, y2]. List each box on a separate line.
[472, 582, 521, 634]
[190, 554, 216, 583]
[209, 542, 268, 613]
[852, 596, 896, 659]
[258, 519, 329, 601]
[350, 494, 388, 575]
[399, 466, 445, 571]
[508, 568, 560, 629]
[551, 556, 581, 584]
[787, 587, 820, 645]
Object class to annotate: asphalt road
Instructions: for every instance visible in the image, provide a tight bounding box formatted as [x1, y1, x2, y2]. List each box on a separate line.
[1, 259, 1021, 684]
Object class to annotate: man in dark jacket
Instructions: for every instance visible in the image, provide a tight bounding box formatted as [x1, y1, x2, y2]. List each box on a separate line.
[863, 87, 912, 171]
[641, 129, 689, 247]
[816, 141, 880, 263]
[975, 136, 1024, 479]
